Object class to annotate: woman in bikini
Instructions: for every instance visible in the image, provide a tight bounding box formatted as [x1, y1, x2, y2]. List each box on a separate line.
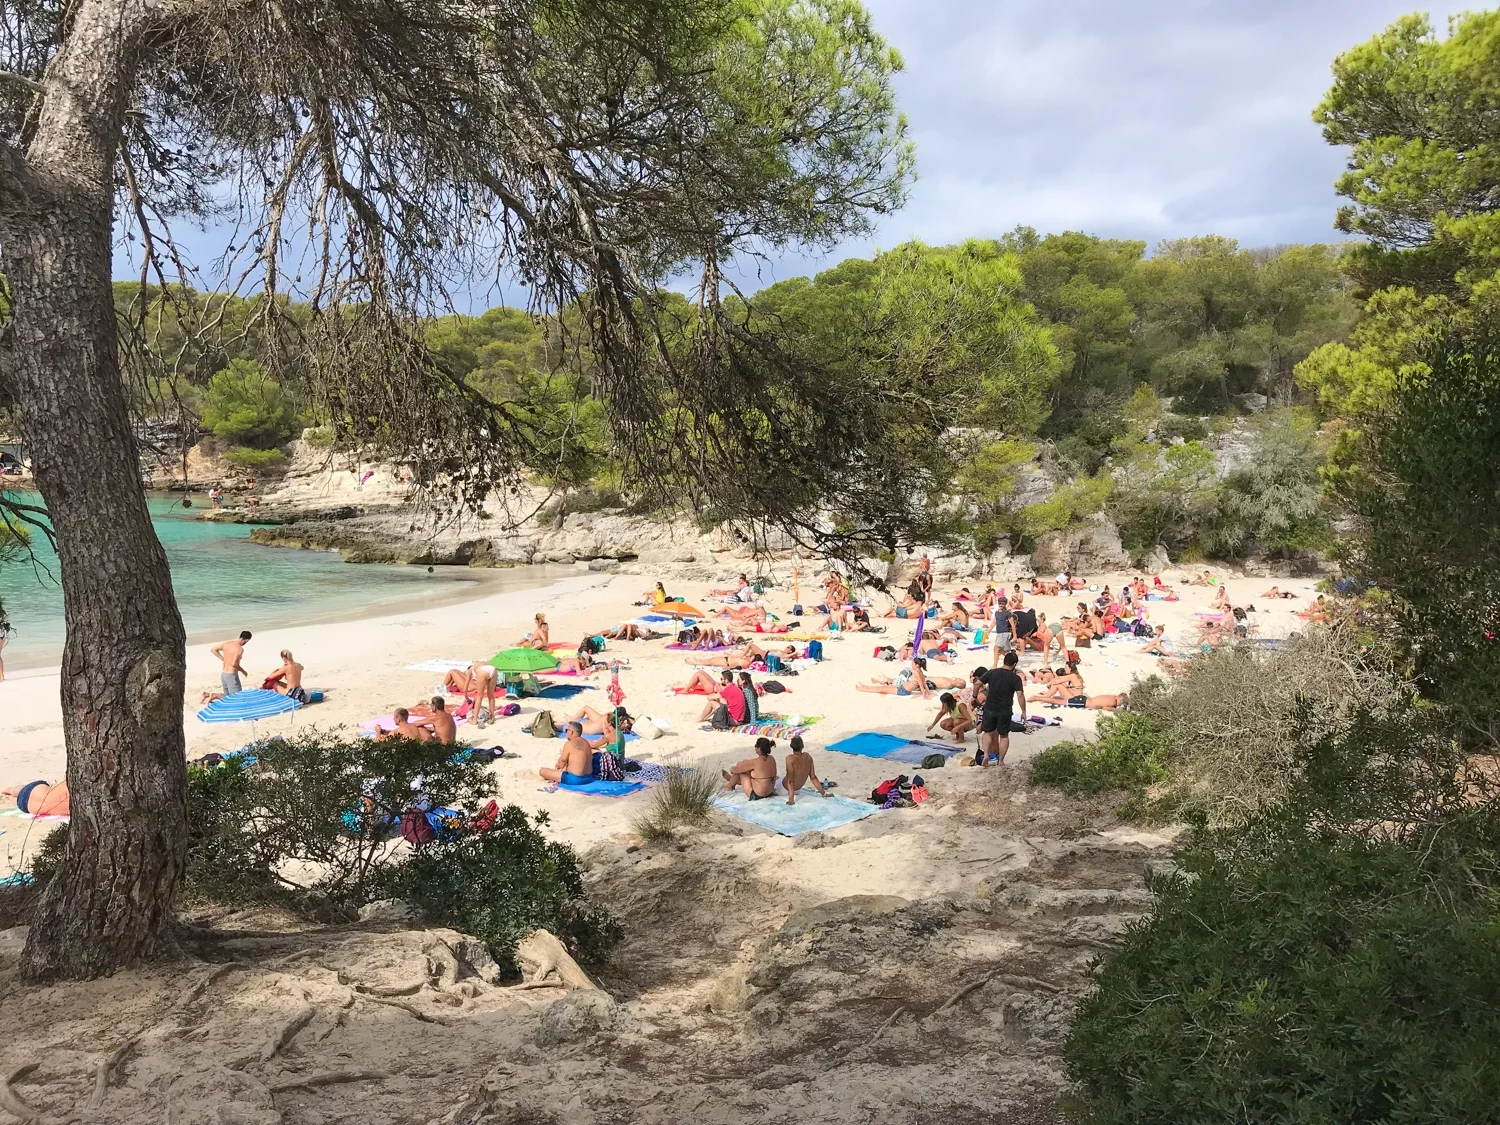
[723, 737, 779, 799]
[690, 641, 794, 669]
[926, 692, 976, 743]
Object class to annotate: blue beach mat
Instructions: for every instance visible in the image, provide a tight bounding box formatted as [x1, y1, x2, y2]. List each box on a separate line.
[715, 791, 879, 836]
[537, 684, 594, 700]
[554, 730, 640, 742]
[547, 779, 646, 797]
[825, 731, 965, 766]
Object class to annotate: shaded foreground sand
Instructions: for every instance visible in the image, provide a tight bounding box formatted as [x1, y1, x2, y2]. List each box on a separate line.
[0, 562, 1319, 1123]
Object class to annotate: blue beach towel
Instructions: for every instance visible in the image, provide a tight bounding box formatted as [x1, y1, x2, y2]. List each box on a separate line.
[825, 731, 964, 765]
[553, 730, 640, 742]
[537, 684, 593, 700]
[714, 792, 879, 836]
[549, 779, 646, 798]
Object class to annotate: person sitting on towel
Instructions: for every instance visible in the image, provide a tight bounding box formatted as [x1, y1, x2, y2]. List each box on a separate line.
[541, 722, 596, 786]
[377, 707, 430, 742]
[737, 671, 761, 724]
[723, 737, 778, 799]
[599, 623, 664, 641]
[4, 779, 70, 817]
[937, 601, 970, 630]
[264, 649, 307, 701]
[557, 704, 633, 743]
[783, 735, 830, 805]
[516, 612, 551, 650]
[699, 669, 749, 725]
[407, 696, 457, 745]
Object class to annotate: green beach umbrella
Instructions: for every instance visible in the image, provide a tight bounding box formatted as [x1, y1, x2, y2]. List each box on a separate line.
[488, 646, 560, 673]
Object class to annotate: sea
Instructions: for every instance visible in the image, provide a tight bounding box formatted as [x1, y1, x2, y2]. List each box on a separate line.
[0, 491, 555, 669]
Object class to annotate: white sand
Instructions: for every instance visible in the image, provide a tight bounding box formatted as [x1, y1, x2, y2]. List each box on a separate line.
[0, 560, 1321, 875]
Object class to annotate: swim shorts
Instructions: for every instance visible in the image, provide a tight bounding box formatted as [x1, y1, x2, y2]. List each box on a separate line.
[286, 686, 309, 703]
[15, 780, 43, 814]
[895, 607, 909, 619]
[221, 672, 243, 695]
[979, 710, 1009, 734]
[895, 684, 911, 697]
[560, 771, 593, 787]
[1067, 695, 1087, 707]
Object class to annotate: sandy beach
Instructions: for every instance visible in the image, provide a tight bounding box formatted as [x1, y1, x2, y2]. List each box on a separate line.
[0, 558, 1320, 875]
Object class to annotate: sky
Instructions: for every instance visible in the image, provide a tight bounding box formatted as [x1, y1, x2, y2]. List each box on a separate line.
[117, 1, 1476, 304]
[729, 0, 1476, 289]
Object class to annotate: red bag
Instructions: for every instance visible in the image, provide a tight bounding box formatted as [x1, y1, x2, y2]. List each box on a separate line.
[400, 808, 435, 845]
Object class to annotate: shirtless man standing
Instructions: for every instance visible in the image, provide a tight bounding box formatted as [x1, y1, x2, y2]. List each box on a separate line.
[723, 737, 778, 799]
[541, 722, 595, 786]
[782, 735, 830, 805]
[211, 630, 252, 696]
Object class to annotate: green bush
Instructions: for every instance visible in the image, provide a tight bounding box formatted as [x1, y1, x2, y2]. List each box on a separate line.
[1066, 713, 1500, 1125]
[183, 733, 620, 968]
[301, 425, 335, 448]
[378, 805, 621, 971]
[222, 446, 286, 471]
[1027, 712, 1169, 797]
[200, 358, 301, 449]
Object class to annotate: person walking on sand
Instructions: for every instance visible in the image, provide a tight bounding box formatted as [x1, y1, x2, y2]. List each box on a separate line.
[211, 630, 252, 696]
[783, 735, 830, 805]
[974, 651, 1026, 768]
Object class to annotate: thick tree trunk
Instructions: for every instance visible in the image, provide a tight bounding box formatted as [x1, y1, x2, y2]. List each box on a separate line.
[0, 0, 189, 980]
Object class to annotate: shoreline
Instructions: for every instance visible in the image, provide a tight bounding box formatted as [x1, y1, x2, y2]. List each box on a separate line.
[0, 559, 582, 676]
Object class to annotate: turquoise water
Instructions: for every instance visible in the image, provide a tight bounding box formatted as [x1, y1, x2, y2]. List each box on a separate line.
[0, 494, 533, 668]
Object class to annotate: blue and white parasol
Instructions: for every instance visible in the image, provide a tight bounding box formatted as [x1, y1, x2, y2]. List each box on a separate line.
[196, 689, 303, 725]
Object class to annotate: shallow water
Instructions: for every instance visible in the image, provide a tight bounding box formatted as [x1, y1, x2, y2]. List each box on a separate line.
[0, 493, 548, 668]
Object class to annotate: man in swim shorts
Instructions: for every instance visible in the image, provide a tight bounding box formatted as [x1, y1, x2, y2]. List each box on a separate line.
[211, 630, 252, 695]
[541, 722, 595, 786]
[419, 696, 458, 746]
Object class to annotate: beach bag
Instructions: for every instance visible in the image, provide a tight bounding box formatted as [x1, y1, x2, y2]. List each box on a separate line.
[761, 680, 787, 694]
[765, 652, 784, 673]
[592, 751, 626, 781]
[529, 710, 556, 738]
[1133, 620, 1152, 637]
[709, 703, 734, 730]
[805, 640, 824, 661]
[1075, 634, 1091, 648]
[792, 603, 803, 615]
[400, 808, 436, 846]
[920, 753, 947, 770]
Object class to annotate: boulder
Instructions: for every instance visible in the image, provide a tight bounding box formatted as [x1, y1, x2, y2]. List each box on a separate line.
[535, 990, 617, 1046]
[1030, 518, 1130, 575]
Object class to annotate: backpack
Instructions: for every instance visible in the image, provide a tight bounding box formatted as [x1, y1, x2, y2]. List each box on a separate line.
[761, 680, 787, 694]
[805, 640, 824, 661]
[400, 808, 436, 846]
[709, 703, 734, 730]
[920, 753, 947, 770]
[529, 709, 556, 738]
[1133, 620, 1152, 637]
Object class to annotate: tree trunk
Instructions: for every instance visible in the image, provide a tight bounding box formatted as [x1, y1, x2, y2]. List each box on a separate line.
[0, 0, 189, 980]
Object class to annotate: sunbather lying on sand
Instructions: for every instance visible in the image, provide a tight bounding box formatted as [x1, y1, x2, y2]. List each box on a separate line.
[783, 735, 830, 805]
[857, 656, 964, 699]
[690, 641, 795, 669]
[1261, 586, 1297, 599]
[724, 737, 778, 799]
[541, 723, 595, 786]
[675, 625, 738, 650]
[927, 692, 976, 742]
[599, 623, 664, 641]
[1297, 595, 1332, 622]
[4, 779, 70, 816]
[1031, 577, 1061, 596]
[554, 644, 598, 675]
[556, 704, 633, 742]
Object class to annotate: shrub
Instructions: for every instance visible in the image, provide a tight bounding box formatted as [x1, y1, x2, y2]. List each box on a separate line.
[182, 732, 620, 968]
[1015, 471, 1113, 540]
[183, 732, 492, 912]
[378, 805, 621, 971]
[222, 446, 286, 471]
[200, 358, 301, 449]
[1066, 712, 1500, 1125]
[301, 425, 335, 448]
[632, 766, 719, 842]
[1027, 712, 1169, 797]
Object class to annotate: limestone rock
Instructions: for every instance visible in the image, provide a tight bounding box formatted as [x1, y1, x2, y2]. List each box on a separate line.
[782, 895, 910, 934]
[535, 989, 617, 1046]
[1030, 517, 1129, 575]
[357, 899, 416, 924]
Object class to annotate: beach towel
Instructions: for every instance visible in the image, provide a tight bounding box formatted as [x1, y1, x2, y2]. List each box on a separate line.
[825, 731, 967, 766]
[714, 791, 879, 836]
[553, 730, 640, 743]
[358, 712, 468, 734]
[542, 778, 646, 797]
[405, 658, 475, 673]
[668, 683, 715, 696]
[664, 643, 741, 653]
[708, 721, 811, 739]
[536, 683, 593, 700]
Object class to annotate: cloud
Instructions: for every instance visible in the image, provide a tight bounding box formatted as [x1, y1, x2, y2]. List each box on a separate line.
[730, 0, 1475, 287]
